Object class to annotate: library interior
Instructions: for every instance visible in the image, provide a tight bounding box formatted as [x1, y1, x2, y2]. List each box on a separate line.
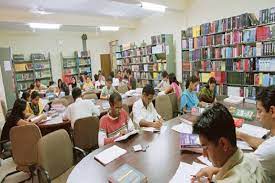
[0, 0, 275, 182]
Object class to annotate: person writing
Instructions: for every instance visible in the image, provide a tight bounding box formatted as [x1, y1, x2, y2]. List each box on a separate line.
[199, 77, 216, 103]
[98, 93, 135, 147]
[26, 91, 44, 116]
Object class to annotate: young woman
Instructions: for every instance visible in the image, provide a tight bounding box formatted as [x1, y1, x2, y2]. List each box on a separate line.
[83, 76, 94, 91]
[0, 99, 46, 141]
[164, 73, 182, 100]
[26, 91, 44, 116]
[157, 71, 170, 91]
[180, 76, 204, 113]
[70, 76, 77, 89]
[199, 77, 216, 103]
[21, 91, 31, 102]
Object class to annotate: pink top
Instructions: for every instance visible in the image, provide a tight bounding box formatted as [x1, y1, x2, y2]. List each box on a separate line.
[171, 82, 182, 100]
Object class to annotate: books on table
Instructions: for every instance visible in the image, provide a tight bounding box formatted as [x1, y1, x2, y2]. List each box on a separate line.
[224, 96, 244, 105]
[114, 130, 139, 142]
[237, 140, 253, 151]
[94, 145, 127, 166]
[180, 133, 202, 154]
[171, 123, 193, 134]
[237, 124, 269, 138]
[141, 125, 167, 134]
[108, 164, 147, 183]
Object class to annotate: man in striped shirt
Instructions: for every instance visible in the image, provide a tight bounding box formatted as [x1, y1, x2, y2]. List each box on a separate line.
[98, 93, 135, 147]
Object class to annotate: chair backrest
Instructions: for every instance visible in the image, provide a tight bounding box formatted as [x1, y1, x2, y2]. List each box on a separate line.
[122, 104, 129, 114]
[168, 93, 179, 114]
[117, 85, 128, 94]
[38, 129, 73, 180]
[73, 116, 99, 151]
[61, 96, 74, 105]
[10, 124, 42, 167]
[51, 98, 69, 107]
[155, 95, 173, 121]
[130, 112, 140, 130]
[82, 93, 98, 100]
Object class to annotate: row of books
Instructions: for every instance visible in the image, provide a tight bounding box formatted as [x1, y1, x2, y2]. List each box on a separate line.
[116, 46, 152, 58]
[64, 59, 77, 67]
[151, 34, 167, 45]
[260, 42, 275, 56]
[226, 59, 254, 72]
[31, 53, 46, 60]
[254, 73, 275, 86]
[14, 63, 33, 71]
[79, 58, 91, 66]
[13, 54, 25, 61]
[35, 70, 51, 79]
[133, 72, 161, 80]
[184, 13, 259, 38]
[16, 73, 34, 81]
[259, 7, 275, 24]
[131, 63, 167, 72]
[33, 63, 50, 70]
[256, 58, 275, 71]
[79, 67, 91, 74]
[183, 26, 273, 50]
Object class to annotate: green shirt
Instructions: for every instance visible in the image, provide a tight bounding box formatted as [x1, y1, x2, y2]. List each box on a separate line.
[199, 87, 215, 103]
[101, 86, 116, 97]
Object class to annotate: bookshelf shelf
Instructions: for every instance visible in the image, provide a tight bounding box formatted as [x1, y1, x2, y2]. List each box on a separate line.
[17, 79, 34, 82]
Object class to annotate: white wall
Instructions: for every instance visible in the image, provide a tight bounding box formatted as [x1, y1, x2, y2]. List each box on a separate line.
[0, 30, 112, 82]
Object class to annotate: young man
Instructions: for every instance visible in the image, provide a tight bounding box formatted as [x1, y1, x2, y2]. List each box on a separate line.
[100, 77, 118, 100]
[126, 69, 137, 90]
[34, 79, 47, 91]
[237, 86, 275, 181]
[98, 93, 135, 147]
[157, 71, 170, 91]
[132, 84, 163, 129]
[63, 87, 100, 128]
[192, 103, 268, 183]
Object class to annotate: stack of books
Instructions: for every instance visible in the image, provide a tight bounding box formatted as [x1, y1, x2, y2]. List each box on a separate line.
[180, 133, 202, 153]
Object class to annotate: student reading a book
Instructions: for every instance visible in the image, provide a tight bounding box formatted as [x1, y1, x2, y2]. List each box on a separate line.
[156, 71, 170, 91]
[199, 77, 216, 103]
[34, 79, 47, 91]
[1, 99, 46, 142]
[98, 93, 134, 147]
[100, 77, 118, 100]
[98, 70, 106, 86]
[237, 86, 275, 181]
[133, 84, 163, 129]
[180, 76, 201, 113]
[126, 69, 137, 90]
[21, 91, 30, 102]
[26, 91, 44, 116]
[192, 103, 268, 183]
[164, 73, 182, 100]
[83, 76, 94, 91]
[63, 87, 100, 129]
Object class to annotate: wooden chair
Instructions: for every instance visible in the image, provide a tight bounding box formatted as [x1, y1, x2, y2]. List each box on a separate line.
[168, 93, 182, 117]
[155, 95, 173, 121]
[61, 96, 74, 106]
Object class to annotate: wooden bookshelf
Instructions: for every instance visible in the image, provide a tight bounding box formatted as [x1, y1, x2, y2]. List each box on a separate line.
[182, 7, 275, 99]
[116, 34, 175, 87]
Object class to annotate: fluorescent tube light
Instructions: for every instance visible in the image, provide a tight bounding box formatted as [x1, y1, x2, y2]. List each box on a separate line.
[141, 2, 166, 12]
[99, 26, 120, 31]
[28, 23, 61, 29]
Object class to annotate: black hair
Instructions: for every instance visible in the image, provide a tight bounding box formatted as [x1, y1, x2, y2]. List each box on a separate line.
[35, 79, 40, 82]
[162, 71, 168, 78]
[168, 73, 179, 86]
[110, 71, 115, 78]
[80, 75, 85, 83]
[48, 81, 55, 87]
[94, 74, 99, 81]
[21, 91, 30, 101]
[58, 79, 62, 89]
[71, 76, 77, 88]
[186, 75, 199, 89]
[193, 103, 236, 146]
[61, 82, 70, 96]
[106, 77, 113, 83]
[109, 92, 122, 105]
[142, 84, 155, 96]
[31, 91, 40, 100]
[126, 69, 132, 75]
[256, 85, 275, 112]
[72, 87, 82, 101]
[29, 84, 35, 90]
[206, 77, 216, 89]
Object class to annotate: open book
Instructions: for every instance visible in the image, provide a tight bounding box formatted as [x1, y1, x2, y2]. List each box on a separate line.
[237, 124, 269, 138]
[94, 145, 127, 166]
[114, 130, 139, 142]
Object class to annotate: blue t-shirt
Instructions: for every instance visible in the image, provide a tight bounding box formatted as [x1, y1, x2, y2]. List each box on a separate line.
[180, 89, 199, 111]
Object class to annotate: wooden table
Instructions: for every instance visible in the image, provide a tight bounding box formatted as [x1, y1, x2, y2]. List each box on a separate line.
[67, 116, 200, 183]
[37, 114, 71, 136]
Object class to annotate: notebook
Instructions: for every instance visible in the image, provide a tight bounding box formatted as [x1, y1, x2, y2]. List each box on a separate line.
[94, 145, 127, 166]
[171, 123, 193, 134]
[114, 130, 139, 142]
[237, 124, 269, 138]
[108, 164, 147, 183]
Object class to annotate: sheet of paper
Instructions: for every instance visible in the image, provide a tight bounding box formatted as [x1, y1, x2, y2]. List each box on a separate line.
[172, 123, 193, 134]
[197, 156, 213, 167]
[114, 130, 139, 142]
[237, 124, 269, 138]
[237, 140, 253, 151]
[169, 162, 207, 183]
[141, 126, 167, 133]
[179, 117, 193, 125]
[94, 145, 127, 165]
[133, 144, 142, 152]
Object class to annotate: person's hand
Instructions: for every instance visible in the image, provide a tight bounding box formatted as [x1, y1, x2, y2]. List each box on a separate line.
[191, 166, 220, 183]
[152, 121, 162, 129]
[120, 130, 127, 136]
[236, 130, 245, 140]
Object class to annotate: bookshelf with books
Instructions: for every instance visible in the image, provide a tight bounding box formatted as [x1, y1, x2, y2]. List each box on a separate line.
[116, 34, 176, 87]
[182, 7, 275, 100]
[61, 53, 78, 84]
[75, 50, 92, 76]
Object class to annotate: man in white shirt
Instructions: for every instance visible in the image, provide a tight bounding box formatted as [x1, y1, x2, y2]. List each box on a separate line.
[237, 85, 275, 181]
[132, 84, 163, 129]
[63, 87, 100, 128]
[156, 71, 170, 91]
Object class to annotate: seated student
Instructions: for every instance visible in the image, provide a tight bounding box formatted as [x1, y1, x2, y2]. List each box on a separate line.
[98, 93, 135, 147]
[237, 86, 275, 181]
[132, 84, 163, 129]
[79, 74, 86, 90]
[83, 76, 94, 91]
[126, 69, 137, 90]
[180, 76, 203, 113]
[28, 83, 35, 94]
[21, 91, 30, 102]
[98, 70, 106, 86]
[112, 71, 120, 88]
[0, 99, 46, 142]
[199, 77, 216, 103]
[192, 103, 268, 183]
[70, 76, 78, 89]
[26, 91, 44, 116]
[157, 71, 170, 91]
[63, 87, 100, 129]
[60, 82, 70, 97]
[164, 73, 182, 100]
[100, 77, 118, 100]
[34, 79, 47, 91]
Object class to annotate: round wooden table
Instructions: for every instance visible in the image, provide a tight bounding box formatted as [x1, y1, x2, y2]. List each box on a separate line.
[67, 116, 200, 183]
